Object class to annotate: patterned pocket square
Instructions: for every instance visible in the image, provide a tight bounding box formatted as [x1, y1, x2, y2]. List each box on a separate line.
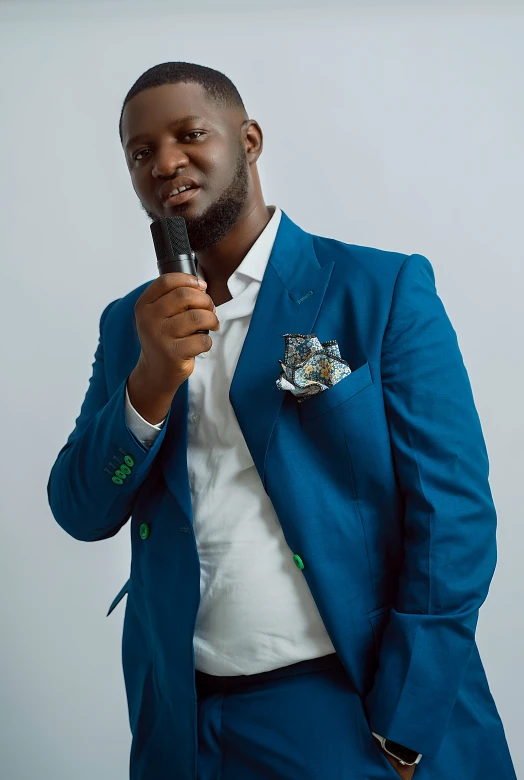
[275, 333, 352, 403]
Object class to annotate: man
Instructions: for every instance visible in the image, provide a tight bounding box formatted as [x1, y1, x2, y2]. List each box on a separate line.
[47, 62, 516, 779]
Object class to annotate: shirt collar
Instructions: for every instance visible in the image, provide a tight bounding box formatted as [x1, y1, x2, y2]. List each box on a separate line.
[231, 205, 282, 284]
[196, 205, 282, 288]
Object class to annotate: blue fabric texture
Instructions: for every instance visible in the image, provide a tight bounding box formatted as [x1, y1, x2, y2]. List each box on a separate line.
[48, 209, 516, 779]
[195, 652, 511, 780]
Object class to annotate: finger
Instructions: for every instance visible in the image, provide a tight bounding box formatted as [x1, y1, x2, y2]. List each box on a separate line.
[164, 308, 219, 339]
[169, 332, 213, 361]
[153, 287, 215, 320]
[140, 272, 206, 305]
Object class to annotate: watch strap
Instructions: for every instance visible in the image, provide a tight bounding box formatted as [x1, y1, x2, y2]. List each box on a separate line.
[372, 733, 423, 766]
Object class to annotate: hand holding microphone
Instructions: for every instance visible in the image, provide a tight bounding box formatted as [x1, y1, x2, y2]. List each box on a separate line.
[127, 216, 220, 424]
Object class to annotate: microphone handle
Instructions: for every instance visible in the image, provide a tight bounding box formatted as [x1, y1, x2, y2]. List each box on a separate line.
[157, 251, 209, 334]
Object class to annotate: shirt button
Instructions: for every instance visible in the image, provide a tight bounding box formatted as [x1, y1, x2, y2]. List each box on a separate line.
[191, 413, 199, 423]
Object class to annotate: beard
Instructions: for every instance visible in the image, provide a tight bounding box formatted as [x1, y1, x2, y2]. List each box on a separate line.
[140, 141, 250, 252]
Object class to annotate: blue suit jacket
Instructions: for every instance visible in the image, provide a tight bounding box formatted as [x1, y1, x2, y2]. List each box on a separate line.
[48, 209, 515, 778]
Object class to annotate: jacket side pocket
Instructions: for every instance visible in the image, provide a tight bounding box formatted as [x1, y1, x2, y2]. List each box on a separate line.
[106, 578, 130, 617]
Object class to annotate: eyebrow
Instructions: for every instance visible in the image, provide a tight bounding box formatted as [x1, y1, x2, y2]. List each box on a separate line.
[125, 116, 208, 150]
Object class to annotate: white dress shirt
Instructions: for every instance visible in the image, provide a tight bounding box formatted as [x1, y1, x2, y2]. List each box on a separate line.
[124, 205, 336, 676]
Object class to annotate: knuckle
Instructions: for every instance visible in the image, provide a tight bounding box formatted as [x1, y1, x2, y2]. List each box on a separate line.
[175, 286, 192, 302]
[188, 308, 203, 325]
[158, 274, 171, 290]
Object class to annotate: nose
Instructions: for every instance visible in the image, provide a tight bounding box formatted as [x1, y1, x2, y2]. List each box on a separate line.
[151, 143, 189, 178]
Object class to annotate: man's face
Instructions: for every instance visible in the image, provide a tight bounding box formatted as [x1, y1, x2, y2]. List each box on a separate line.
[121, 82, 250, 251]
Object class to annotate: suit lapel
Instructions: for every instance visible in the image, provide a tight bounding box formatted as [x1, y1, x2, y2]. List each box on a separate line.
[160, 210, 334, 522]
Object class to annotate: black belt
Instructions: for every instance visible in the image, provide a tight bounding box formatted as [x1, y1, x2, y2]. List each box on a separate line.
[195, 652, 345, 697]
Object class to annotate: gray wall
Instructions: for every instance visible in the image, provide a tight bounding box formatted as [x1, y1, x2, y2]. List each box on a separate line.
[1, 1, 522, 777]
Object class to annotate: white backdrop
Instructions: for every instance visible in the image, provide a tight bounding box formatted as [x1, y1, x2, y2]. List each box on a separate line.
[1, 1, 522, 777]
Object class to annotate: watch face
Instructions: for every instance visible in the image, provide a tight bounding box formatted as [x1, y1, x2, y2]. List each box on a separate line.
[384, 740, 420, 765]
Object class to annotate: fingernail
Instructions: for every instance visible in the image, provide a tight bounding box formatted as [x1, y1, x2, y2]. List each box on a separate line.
[197, 279, 207, 288]
[213, 304, 216, 313]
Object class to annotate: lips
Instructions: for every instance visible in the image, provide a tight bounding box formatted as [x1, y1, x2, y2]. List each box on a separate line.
[164, 187, 200, 207]
[160, 177, 200, 204]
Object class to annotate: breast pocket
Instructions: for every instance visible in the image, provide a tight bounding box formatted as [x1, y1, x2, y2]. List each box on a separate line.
[298, 361, 373, 423]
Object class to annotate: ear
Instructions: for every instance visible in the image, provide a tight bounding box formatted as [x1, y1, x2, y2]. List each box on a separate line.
[242, 119, 263, 163]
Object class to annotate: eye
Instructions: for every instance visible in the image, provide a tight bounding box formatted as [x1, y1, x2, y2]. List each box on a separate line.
[133, 149, 150, 161]
[132, 131, 204, 162]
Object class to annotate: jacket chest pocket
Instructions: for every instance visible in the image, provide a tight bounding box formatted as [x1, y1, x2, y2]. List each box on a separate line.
[298, 361, 373, 425]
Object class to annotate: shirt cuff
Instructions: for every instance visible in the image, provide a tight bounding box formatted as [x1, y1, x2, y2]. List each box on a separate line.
[125, 381, 166, 447]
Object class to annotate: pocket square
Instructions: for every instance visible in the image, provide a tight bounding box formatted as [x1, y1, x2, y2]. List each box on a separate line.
[275, 333, 352, 403]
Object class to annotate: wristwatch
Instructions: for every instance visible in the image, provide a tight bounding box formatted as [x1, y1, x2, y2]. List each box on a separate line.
[372, 733, 423, 766]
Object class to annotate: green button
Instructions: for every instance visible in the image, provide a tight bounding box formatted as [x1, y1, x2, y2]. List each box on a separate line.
[115, 469, 127, 480]
[293, 554, 304, 570]
[139, 523, 150, 540]
[112, 476, 123, 485]
[124, 455, 135, 468]
[120, 463, 131, 475]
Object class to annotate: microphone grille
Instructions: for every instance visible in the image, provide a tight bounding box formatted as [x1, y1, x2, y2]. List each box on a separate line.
[150, 220, 168, 265]
[165, 216, 191, 255]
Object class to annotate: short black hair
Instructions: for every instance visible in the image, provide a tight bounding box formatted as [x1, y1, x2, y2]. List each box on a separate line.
[119, 61, 247, 143]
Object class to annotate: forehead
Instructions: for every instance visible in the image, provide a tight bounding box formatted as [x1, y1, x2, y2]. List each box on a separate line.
[121, 82, 224, 147]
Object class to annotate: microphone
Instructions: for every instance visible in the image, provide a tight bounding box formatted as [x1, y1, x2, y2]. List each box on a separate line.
[150, 216, 209, 334]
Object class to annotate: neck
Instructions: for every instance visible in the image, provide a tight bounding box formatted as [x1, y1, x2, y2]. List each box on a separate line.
[195, 202, 273, 286]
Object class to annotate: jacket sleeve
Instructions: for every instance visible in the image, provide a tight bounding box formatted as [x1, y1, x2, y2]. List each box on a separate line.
[364, 253, 497, 758]
[47, 299, 172, 542]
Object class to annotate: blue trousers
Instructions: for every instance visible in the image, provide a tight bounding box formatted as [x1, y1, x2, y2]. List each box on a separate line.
[195, 653, 401, 780]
